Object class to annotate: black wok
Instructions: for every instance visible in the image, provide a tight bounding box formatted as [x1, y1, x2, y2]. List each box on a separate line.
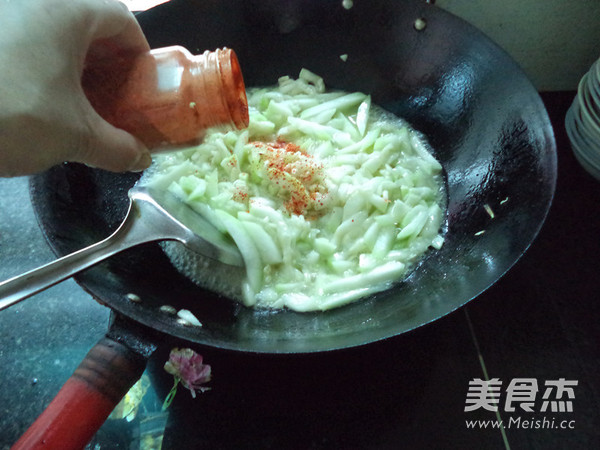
[13, 0, 556, 447]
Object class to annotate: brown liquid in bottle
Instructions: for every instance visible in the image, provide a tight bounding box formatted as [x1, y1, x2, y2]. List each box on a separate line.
[82, 46, 249, 148]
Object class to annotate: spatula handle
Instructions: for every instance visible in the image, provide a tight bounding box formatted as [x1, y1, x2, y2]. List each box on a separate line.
[0, 201, 151, 311]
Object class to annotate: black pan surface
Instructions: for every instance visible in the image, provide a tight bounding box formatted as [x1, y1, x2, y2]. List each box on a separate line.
[29, 0, 556, 353]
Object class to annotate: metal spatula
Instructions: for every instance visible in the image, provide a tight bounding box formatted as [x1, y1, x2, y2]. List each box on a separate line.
[0, 184, 243, 311]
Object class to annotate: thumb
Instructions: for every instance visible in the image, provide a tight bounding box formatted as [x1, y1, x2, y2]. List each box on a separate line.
[75, 112, 152, 172]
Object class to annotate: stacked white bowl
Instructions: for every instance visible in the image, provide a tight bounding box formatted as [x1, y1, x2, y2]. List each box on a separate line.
[565, 58, 600, 180]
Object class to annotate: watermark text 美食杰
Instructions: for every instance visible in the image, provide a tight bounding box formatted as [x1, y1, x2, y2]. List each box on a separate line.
[463, 377, 577, 430]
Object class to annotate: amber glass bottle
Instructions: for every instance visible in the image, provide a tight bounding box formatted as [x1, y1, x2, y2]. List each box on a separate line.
[82, 46, 249, 148]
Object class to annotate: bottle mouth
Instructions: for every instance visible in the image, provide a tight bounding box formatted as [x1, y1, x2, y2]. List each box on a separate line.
[216, 48, 249, 130]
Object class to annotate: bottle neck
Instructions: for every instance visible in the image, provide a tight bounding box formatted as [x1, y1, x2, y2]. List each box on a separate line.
[192, 48, 249, 131]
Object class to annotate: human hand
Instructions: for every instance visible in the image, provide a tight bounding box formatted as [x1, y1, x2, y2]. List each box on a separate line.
[0, 0, 152, 177]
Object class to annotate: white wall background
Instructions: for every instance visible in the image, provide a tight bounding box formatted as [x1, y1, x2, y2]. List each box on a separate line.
[436, 0, 600, 91]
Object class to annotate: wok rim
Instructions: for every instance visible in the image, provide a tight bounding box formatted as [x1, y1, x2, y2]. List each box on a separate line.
[28, 0, 557, 354]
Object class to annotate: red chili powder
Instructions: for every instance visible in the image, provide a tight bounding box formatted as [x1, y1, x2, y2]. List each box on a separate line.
[250, 140, 328, 216]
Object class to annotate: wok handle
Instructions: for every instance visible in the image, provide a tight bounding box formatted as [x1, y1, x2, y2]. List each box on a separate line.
[12, 335, 150, 450]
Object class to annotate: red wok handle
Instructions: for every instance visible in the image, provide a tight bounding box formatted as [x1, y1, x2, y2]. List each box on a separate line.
[13, 324, 156, 450]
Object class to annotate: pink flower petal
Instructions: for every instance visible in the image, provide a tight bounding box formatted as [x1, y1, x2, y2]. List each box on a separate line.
[164, 348, 212, 398]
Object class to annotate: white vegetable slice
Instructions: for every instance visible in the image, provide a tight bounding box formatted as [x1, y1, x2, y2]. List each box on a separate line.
[142, 71, 445, 312]
[321, 261, 405, 294]
[298, 68, 326, 93]
[286, 117, 339, 140]
[356, 95, 371, 136]
[300, 92, 366, 119]
[145, 161, 198, 191]
[264, 101, 294, 126]
[177, 309, 202, 327]
[397, 207, 429, 240]
[241, 220, 283, 264]
[336, 128, 380, 154]
[214, 210, 263, 293]
[431, 234, 445, 250]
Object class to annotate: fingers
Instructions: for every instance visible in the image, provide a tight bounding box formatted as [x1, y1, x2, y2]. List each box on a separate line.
[76, 0, 152, 172]
[74, 110, 152, 173]
[87, 0, 150, 55]
[0, 0, 153, 177]
[72, 0, 152, 172]
[73, 0, 152, 172]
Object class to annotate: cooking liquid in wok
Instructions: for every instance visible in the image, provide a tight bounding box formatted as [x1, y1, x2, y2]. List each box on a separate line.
[140, 70, 446, 312]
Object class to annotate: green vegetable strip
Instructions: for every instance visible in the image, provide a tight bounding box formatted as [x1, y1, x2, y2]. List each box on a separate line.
[143, 71, 446, 311]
